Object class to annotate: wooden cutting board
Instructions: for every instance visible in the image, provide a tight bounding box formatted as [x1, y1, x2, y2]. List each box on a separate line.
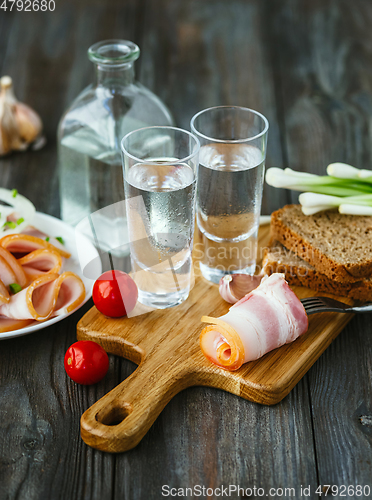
[76, 224, 354, 453]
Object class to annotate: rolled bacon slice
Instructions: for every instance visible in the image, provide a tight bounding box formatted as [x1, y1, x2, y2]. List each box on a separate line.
[18, 248, 62, 283]
[200, 273, 308, 371]
[0, 271, 85, 321]
[0, 247, 27, 287]
[0, 234, 71, 259]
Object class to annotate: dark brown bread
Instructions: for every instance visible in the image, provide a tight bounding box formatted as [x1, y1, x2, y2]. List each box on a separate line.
[270, 205, 372, 282]
[263, 240, 372, 301]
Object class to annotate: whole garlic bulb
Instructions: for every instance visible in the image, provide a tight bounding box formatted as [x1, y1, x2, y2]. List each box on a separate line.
[0, 76, 45, 156]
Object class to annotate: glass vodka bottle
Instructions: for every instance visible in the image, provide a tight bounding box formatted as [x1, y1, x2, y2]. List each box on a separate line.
[57, 40, 174, 256]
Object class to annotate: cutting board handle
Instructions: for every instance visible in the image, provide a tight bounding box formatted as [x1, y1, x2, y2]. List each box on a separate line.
[80, 358, 187, 453]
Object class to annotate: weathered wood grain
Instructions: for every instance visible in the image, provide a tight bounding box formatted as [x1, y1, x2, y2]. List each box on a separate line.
[138, 0, 291, 216]
[0, 1, 141, 499]
[268, 0, 372, 494]
[0, 0, 371, 498]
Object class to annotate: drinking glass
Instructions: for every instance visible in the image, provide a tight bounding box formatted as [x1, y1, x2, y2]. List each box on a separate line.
[190, 106, 269, 283]
[121, 126, 200, 309]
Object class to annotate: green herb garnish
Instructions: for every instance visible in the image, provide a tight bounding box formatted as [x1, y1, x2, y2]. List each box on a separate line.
[55, 236, 65, 245]
[45, 237, 50, 242]
[9, 283, 22, 294]
[16, 217, 24, 225]
[3, 221, 16, 229]
[11, 189, 17, 198]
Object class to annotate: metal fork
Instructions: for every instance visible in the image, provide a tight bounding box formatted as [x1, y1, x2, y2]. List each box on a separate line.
[300, 297, 372, 315]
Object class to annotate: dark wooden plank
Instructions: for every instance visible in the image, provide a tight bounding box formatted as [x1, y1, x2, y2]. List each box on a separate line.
[268, 0, 372, 492]
[1, 0, 371, 498]
[112, 1, 318, 497]
[309, 316, 372, 489]
[137, 0, 291, 216]
[0, 304, 117, 500]
[0, 1, 142, 499]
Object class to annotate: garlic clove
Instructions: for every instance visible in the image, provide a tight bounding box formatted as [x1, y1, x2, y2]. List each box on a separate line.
[0, 89, 20, 155]
[219, 273, 263, 304]
[0, 76, 44, 156]
[14, 102, 43, 143]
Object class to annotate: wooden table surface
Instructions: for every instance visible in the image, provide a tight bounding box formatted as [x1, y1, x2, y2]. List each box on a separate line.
[1, 1, 372, 499]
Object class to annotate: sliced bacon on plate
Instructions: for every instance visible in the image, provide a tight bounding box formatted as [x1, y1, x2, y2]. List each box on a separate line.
[18, 248, 62, 283]
[0, 280, 10, 305]
[0, 247, 27, 287]
[18, 225, 47, 238]
[20, 226, 67, 254]
[0, 317, 33, 333]
[52, 272, 86, 316]
[0, 254, 17, 286]
[0, 272, 85, 321]
[0, 234, 71, 258]
[200, 273, 308, 371]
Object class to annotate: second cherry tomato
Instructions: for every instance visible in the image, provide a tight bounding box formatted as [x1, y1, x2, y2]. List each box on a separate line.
[64, 340, 109, 385]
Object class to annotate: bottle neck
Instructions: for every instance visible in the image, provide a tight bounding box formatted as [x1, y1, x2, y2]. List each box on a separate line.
[95, 63, 135, 87]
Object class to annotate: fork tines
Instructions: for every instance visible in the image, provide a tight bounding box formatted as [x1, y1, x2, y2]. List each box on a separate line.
[300, 297, 327, 314]
[300, 296, 350, 314]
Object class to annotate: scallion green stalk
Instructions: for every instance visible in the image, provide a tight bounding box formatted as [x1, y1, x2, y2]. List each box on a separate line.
[265, 166, 372, 215]
[265, 167, 372, 196]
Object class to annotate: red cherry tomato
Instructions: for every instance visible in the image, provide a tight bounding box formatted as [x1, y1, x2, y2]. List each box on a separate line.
[92, 270, 138, 318]
[64, 340, 109, 385]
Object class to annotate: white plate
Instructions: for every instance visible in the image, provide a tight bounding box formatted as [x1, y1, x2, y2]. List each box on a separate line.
[0, 212, 100, 340]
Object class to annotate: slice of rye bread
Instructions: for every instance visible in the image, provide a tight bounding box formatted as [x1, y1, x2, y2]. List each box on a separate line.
[263, 240, 372, 301]
[270, 204, 372, 282]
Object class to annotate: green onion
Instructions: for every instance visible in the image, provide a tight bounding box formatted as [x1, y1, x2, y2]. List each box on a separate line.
[3, 221, 17, 229]
[326, 163, 361, 179]
[16, 217, 24, 225]
[11, 189, 17, 198]
[327, 163, 372, 183]
[55, 236, 64, 245]
[265, 166, 372, 215]
[266, 168, 372, 196]
[9, 283, 22, 294]
[339, 204, 372, 215]
[299, 193, 372, 215]
[45, 237, 50, 242]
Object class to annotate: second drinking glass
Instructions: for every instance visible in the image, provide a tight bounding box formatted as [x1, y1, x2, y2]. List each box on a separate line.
[121, 126, 200, 309]
[191, 106, 269, 283]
